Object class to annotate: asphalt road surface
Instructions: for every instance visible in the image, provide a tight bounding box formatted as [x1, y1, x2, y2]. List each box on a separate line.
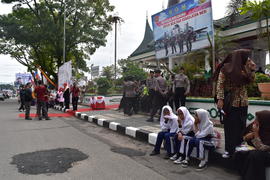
[0, 99, 240, 180]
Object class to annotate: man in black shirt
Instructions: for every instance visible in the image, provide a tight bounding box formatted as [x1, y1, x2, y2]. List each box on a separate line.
[24, 82, 33, 120]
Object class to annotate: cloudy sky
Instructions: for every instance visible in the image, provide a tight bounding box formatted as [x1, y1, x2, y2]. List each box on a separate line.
[0, 0, 232, 83]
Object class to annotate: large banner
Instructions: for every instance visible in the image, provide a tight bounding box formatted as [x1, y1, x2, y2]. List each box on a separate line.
[152, 0, 213, 59]
[58, 61, 72, 89]
[15, 73, 32, 88]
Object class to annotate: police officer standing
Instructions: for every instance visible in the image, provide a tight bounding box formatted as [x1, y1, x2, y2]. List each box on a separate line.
[123, 76, 137, 116]
[146, 70, 155, 111]
[147, 69, 168, 122]
[174, 67, 190, 109]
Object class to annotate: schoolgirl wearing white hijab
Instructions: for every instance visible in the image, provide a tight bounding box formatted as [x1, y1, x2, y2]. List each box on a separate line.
[170, 107, 195, 163]
[182, 109, 214, 171]
[150, 105, 179, 158]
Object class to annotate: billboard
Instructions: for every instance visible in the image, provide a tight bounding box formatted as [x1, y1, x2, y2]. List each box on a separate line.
[152, 0, 213, 59]
[58, 61, 72, 89]
[91, 66, 99, 77]
[15, 73, 32, 87]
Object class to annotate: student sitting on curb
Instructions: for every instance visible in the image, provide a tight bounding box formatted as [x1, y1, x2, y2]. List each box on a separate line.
[150, 105, 179, 159]
[170, 106, 195, 164]
[181, 109, 215, 171]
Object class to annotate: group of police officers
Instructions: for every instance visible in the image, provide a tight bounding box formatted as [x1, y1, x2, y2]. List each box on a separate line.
[122, 68, 190, 121]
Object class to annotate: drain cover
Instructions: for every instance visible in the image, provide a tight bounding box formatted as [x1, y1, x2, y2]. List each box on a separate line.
[11, 148, 88, 175]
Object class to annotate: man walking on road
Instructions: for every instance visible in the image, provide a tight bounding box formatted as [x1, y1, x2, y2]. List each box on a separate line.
[24, 82, 33, 120]
[34, 80, 51, 120]
[71, 82, 80, 111]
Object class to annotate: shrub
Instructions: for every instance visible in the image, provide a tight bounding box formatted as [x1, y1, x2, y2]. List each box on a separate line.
[96, 77, 112, 95]
[255, 73, 270, 83]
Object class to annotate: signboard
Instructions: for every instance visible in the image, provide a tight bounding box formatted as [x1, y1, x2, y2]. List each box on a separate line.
[58, 61, 72, 89]
[91, 66, 99, 77]
[152, 0, 214, 59]
[15, 73, 32, 87]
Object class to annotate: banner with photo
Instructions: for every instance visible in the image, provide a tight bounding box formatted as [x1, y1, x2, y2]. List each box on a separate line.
[152, 0, 213, 59]
[15, 73, 32, 88]
[58, 61, 72, 89]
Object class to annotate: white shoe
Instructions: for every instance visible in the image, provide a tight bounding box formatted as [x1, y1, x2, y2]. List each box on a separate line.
[222, 151, 230, 159]
[196, 161, 207, 171]
[170, 154, 178, 161]
[173, 157, 183, 164]
[181, 160, 189, 168]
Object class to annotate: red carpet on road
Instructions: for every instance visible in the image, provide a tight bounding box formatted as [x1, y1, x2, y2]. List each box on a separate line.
[19, 104, 119, 118]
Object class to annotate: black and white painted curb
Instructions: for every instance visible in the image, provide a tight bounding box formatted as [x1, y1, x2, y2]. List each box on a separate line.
[53, 105, 158, 146]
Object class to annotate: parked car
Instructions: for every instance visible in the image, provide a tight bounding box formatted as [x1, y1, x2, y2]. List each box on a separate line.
[0, 93, 5, 101]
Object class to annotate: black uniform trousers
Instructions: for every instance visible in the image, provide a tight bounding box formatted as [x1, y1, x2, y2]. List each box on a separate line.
[174, 87, 186, 109]
[124, 97, 136, 116]
[224, 106, 247, 155]
[150, 91, 167, 119]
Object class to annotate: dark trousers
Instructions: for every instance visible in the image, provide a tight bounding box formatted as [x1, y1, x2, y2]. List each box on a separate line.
[37, 100, 48, 119]
[64, 99, 70, 110]
[174, 131, 195, 157]
[72, 96, 79, 111]
[224, 106, 247, 154]
[19, 101, 25, 111]
[150, 92, 167, 119]
[187, 136, 211, 158]
[154, 131, 176, 155]
[174, 87, 186, 109]
[124, 97, 136, 115]
[25, 101, 31, 118]
[234, 150, 270, 180]
[60, 102, 64, 108]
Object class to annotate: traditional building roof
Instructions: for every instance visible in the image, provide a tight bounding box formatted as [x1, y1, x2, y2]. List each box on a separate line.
[129, 19, 155, 58]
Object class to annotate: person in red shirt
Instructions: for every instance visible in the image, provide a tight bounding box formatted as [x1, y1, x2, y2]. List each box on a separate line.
[34, 80, 51, 120]
[70, 82, 80, 111]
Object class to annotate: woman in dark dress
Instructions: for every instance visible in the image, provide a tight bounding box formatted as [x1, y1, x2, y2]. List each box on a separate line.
[234, 110, 270, 180]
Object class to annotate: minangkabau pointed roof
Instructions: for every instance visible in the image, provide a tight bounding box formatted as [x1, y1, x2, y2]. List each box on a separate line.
[129, 19, 154, 58]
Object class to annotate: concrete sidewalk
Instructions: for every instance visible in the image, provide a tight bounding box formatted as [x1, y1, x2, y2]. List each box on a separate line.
[54, 98, 225, 155]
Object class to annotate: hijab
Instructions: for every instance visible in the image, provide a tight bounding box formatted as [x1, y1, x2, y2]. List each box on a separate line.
[160, 105, 178, 133]
[256, 110, 270, 146]
[195, 109, 214, 138]
[178, 107, 194, 134]
[213, 49, 252, 86]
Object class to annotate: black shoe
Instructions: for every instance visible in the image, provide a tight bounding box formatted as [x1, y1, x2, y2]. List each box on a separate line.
[38, 117, 42, 120]
[45, 118, 51, 120]
[150, 150, 160, 156]
[146, 118, 154, 122]
[25, 117, 32, 120]
[163, 154, 172, 159]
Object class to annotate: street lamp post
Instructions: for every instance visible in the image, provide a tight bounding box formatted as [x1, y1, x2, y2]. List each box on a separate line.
[112, 15, 122, 80]
[63, 0, 66, 63]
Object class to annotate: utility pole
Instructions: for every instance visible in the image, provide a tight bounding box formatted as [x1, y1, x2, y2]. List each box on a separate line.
[112, 15, 122, 80]
[63, 0, 66, 63]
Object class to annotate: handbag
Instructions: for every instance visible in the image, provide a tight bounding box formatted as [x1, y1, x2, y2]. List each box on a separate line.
[223, 90, 234, 114]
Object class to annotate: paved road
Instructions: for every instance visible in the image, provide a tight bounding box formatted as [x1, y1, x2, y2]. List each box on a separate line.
[0, 99, 240, 180]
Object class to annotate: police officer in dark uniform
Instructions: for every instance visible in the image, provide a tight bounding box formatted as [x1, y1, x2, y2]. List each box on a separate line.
[146, 70, 155, 110]
[147, 69, 168, 122]
[123, 76, 137, 116]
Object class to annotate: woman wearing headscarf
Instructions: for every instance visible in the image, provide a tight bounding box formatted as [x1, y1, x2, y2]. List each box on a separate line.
[234, 110, 270, 180]
[214, 49, 256, 158]
[181, 109, 214, 171]
[150, 105, 179, 158]
[170, 107, 195, 164]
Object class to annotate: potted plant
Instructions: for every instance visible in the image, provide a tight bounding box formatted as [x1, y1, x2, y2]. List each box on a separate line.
[256, 73, 270, 99]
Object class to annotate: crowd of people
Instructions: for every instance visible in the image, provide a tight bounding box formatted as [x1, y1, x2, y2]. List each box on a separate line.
[18, 81, 81, 120]
[122, 49, 269, 179]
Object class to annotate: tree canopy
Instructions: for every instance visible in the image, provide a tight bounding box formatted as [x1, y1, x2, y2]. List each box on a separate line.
[0, 0, 115, 84]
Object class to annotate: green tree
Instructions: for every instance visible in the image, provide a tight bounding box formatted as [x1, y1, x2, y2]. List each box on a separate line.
[95, 77, 111, 95]
[240, 0, 270, 60]
[119, 59, 147, 81]
[0, 0, 115, 84]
